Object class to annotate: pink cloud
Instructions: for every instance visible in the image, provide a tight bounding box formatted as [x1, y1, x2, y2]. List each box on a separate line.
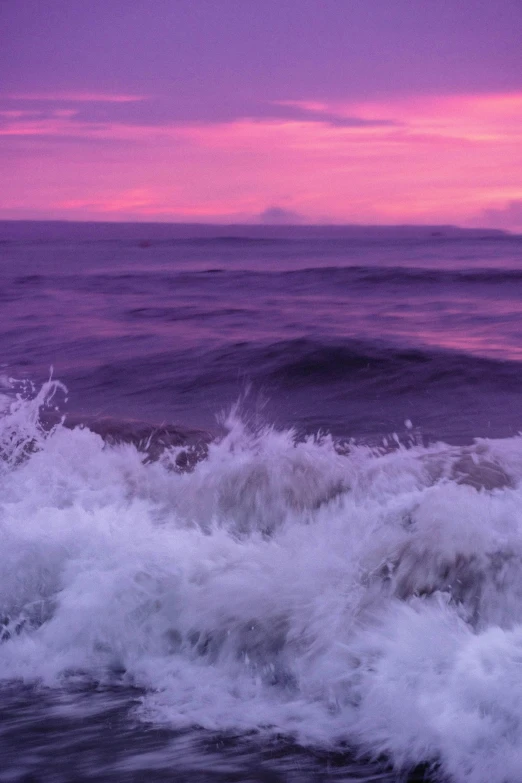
[345, 92, 522, 142]
[1, 91, 521, 227]
[58, 189, 158, 213]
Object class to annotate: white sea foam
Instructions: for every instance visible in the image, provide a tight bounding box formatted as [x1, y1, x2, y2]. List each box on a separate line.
[0, 384, 522, 782]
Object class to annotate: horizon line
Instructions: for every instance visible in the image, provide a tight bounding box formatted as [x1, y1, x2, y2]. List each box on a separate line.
[0, 218, 515, 235]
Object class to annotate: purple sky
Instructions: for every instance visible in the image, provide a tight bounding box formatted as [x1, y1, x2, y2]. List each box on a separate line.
[2, 0, 522, 227]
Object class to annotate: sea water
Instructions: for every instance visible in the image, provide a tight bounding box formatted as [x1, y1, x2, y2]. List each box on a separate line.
[1, 221, 522, 782]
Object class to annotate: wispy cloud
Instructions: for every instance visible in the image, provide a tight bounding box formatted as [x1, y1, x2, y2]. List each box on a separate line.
[1, 91, 521, 227]
[6, 92, 148, 103]
[269, 100, 399, 129]
[345, 92, 522, 143]
[58, 189, 158, 213]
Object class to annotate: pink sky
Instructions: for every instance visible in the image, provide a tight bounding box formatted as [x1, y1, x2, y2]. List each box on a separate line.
[2, 1, 522, 229]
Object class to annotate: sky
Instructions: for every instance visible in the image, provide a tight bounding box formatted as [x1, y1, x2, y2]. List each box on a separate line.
[1, 0, 522, 229]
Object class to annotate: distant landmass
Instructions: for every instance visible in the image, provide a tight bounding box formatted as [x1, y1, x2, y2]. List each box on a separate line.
[0, 219, 514, 242]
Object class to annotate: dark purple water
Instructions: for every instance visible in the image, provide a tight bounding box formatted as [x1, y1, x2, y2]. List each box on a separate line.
[1, 221, 522, 442]
[1, 221, 522, 783]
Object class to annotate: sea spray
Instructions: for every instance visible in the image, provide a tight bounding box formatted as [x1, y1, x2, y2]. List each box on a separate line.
[0, 385, 522, 781]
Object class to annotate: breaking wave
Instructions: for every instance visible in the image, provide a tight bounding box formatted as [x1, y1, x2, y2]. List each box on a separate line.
[1, 381, 522, 782]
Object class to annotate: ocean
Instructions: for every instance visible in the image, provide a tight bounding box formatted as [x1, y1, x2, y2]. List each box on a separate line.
[1, 220, 522, 782]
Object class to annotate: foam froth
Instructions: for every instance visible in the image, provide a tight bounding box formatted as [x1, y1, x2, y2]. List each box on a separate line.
[1, 383, 521, 782]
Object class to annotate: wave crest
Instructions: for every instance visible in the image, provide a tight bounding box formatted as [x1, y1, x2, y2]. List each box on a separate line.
[1, 385, 522, 781]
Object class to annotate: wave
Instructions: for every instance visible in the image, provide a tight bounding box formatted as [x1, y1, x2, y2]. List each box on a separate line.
[12, 264, 522, 299]
[1, 382, 522, 782]
[78, 264, 522, 284]
[196, 338, 522, 395]
[276, 265, 522, 287]
[42, 336, 522, 398]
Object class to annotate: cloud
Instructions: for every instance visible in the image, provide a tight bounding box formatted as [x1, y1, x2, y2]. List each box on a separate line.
[6, 92, 147, 103]
[0, 92, 397, 130]
[271, 100, 399, 129]
[1, 90, 521, 226]
[257, 206, 306, 224]
[473, 200, 522, 232]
